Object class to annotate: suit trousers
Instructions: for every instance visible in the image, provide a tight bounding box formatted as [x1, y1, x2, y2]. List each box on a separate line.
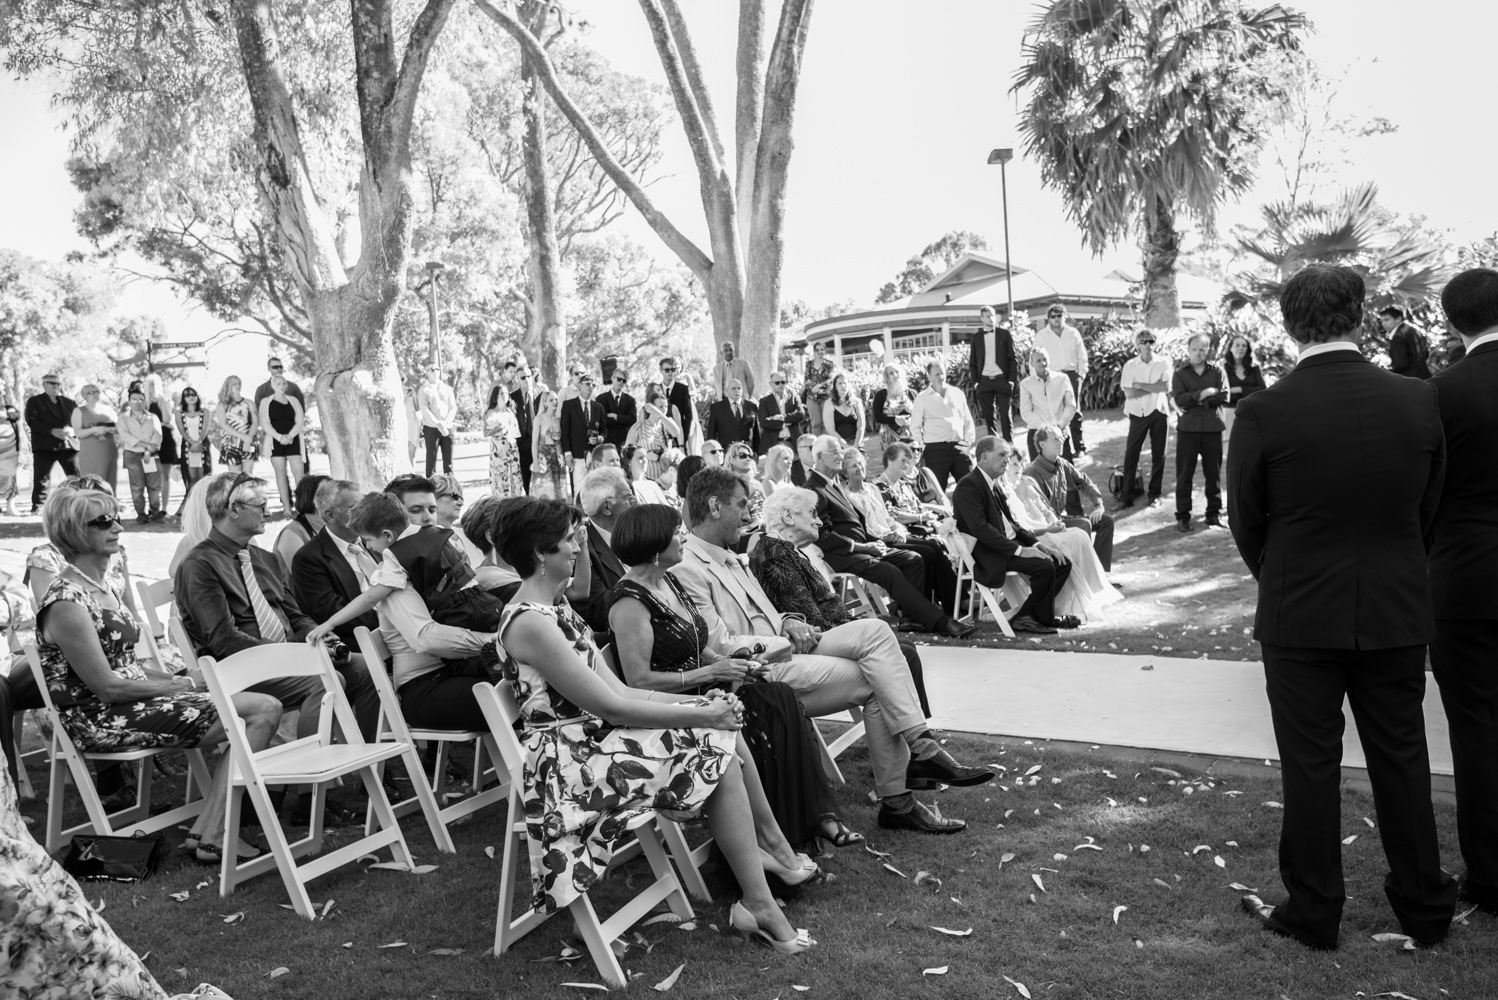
[974, 377, 1013, 442]
[122, 451, 163, 518]
[1122, 411, 1167, 501]
[893, 538, 957, 613]
[1064, 370, 1085, 451]
[1261, 643, 1456, 947]
[920, 441, 971, 492]
[829, 548, 945, 630]
[1175, 429, 1221, 519]
[30, 450, 78, 510]
[422, 426, 453, 476]
[1430, 619, 1498, 906]
[516, 435, 533, 492]
[767, 618, 923, 799]
[1005, 552, 1070, 623]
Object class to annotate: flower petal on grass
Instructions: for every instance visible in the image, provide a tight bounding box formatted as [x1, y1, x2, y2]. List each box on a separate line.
[221, 912, 244, 924]
[170, 891, 190, 902]
[267, 967, 289, 979]
[1152, 878, 1172, 890]
[642, 913, 682, 927]
[484, 846, 496, 859]
[1113, 905, 1128, 924]
[1342, 835, 1358, 845]
[1262, 801, 1283, 809]
[1191, 845, 1212, 855]
[651, 963, 686, 992]
[1214, 856, 1226, 869]
[1073, 843, 1103, 852]
[1002, 974, 1032, 998]
[1363, 816, 1376, 829]
[410, 864, 439, 875]
[922, 966, 949, 976]
[1371, 933, 1417, 951]
[367, 861, 410, 872]
[930, 926, 973, 937]
[1031, 873, 1046, 893]
[1024, 764, 1042, 776]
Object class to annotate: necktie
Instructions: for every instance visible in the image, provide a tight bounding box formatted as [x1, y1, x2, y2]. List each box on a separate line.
[348, 541, 376, 589]
[237, 549, 288, 642]
[734, 403, 741, 421]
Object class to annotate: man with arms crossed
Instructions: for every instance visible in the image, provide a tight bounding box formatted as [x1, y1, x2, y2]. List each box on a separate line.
[1117, 330, 1171, 508]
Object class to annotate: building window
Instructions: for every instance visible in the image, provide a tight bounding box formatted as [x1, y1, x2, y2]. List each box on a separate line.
[892, 331, 942, 354]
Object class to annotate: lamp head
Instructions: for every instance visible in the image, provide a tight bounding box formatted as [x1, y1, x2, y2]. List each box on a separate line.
[987, 148, 1014, 166]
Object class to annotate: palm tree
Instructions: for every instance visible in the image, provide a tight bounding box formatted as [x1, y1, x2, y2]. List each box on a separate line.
[1012, 0, 1308, 329]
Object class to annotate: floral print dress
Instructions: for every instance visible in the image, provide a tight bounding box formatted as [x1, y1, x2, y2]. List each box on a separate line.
[485, 406, 523, 500]
[493, 600, 735, 913]
[37, 578, 218, 753]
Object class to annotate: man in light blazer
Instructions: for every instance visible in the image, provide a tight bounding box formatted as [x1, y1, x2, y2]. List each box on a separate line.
[670, 467, 992, 834]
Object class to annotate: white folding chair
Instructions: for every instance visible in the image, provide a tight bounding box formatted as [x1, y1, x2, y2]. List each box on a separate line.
[352, 626, 506, 853]
[196, 641, 415, 918]
[134, 578, 177, 673]
[22, 644, 213, 854]
[831, 572, 890, 618]
[940, 527, 1021, 638]
[474, 681, 694, 988]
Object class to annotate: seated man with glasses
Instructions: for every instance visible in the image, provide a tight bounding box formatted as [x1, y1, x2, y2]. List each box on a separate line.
[600, 370, 637, 448]
[1118, 329, 1172, 508]
[757, 370, 805, 456]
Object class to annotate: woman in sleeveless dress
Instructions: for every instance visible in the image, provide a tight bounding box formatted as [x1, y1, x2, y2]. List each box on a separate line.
[174, 384, 212, 514]
[490, 498, 815, 953]
[0, 402, 20, 515]
[634, 386, 683, 480]
[1005, 452, 1122, 623]
[529, 390, 569, 500]
[822, 373, 864, 448]
[483, 384, 523, 500]
[70, 384, 118, 493]
[214, 375, 258, 474]
[138, 376, 178, 514]
[258, 374, 306, 515]
[608, 503, 861, 858]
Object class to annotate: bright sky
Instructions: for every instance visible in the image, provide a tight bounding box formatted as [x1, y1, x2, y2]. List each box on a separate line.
[1, 0, 1495, 379]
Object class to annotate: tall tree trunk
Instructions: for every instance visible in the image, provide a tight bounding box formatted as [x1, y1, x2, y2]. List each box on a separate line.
[1142, 194, 1182, 330]
[519, 2, 567, 390]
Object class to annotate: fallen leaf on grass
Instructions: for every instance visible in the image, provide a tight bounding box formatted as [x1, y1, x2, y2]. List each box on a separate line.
[864, 844, 894, 861]
[1228, 883, 1258, 893]
[1455, 904, 1479, 926]
[1139, 844, 1151, 853]
[377, 941, 408, 949]
[792, 988, 810, 993]
[1370, 933, 1417, 951]
[410, 864, 439, 875]
[367, 861, 409, 872]
[267, 967, 289, 979]
[1053, 853, 1068, 861]
[676, 921, 697, 931]
[1342, 835, 1358, 845]
[651, 963, 686, 992]
[1363, 816, 1376, 829]
[1024, 764, 1042, 776]
[484, 846, 496, 859]
[642, 913, 683, 927]
[1074, 843, 1103, 852]
[1191, 845, 1212, 855]
[883, 863, 908, 879]
[930, 925, 973, 937]
[1372, 993, 1421, 1000]
[1152, 878, 1172, 890]
[194, 880, 210, 890]
[560, 984, 610, 991]
[321, 899, 335, 920]
[1113, 905, 1128, 924]
[1262, 801, 1283, 809]
[1002, 974, 1032, 998]
[221, 912, 244, 924]
[1214, 856, 1226, 869]
[1150, 767, 1182, 778]
[428, 948, 464, 956]
[1225, 841, 1239, 848]
[914, 871, 942, 889]
[1031, 873, 1047, 893]
[169, 891, 190, 902]
[341, 942, 353, 949]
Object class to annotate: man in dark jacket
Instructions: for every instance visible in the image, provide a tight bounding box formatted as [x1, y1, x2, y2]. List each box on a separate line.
[1380, 305, 1432, 379]
[968, 305, 1017, 441]
[1170, 333, 1226, 532]
[510, 366, 538, 492]
[706, 379, 759, 451]
[598, 369, 637, 448]
[559, 373, 605, 486]
[24, 373, 78, 512]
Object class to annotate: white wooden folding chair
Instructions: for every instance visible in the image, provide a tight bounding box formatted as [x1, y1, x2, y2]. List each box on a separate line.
[475, 680, 696, 987]
[351, 626, 506, 853]
[196, 641, 415, 918]
[831, 572, 890, 618]
[134, 578, 177, 673]
[22, 644, 213, 853]
[940, 527, 1021, 638]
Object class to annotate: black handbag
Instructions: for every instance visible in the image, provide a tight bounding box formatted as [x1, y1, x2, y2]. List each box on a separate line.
[61, 831, 167, 882]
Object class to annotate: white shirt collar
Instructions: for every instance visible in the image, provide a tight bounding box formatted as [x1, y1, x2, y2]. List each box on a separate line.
[978, 466, 999, 491]
[1296, 340, 1361, 363]
[1466, 330, 1498, 353]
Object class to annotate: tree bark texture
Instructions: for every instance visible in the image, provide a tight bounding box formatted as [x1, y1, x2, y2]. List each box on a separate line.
[520, 2, 567, 390]
[1142, 194, 1182, 331]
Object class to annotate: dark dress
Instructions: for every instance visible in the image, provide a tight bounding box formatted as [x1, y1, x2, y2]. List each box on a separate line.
[831, 405, 860, 446]
[148, 401, 178, 464]
[609, 576, 839, 853]
[1222, 364, 1265, 409]
[266, 397, 301, 458]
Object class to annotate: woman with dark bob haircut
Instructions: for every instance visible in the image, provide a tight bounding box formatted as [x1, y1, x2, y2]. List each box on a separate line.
[489, 497, 816, 954]
[610, 504, 861, 862]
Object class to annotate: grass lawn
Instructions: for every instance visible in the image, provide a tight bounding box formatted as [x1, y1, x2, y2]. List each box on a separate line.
[18, 731, 1492, 999]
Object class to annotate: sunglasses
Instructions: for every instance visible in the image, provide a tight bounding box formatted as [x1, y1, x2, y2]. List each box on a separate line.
[772, 380, 787, 386]
[731, 450, 753, 460]
[85, 513, 122, 529]
[441, 493, 464, 503]
[613, 378, 627, 385]
[1138, 338, 1156, 345]
[661, 367, 678, 374]
[43, 381, 60, 387]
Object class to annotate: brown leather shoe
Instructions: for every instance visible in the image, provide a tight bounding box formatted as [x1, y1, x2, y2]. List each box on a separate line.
[877, 798, 966, 834]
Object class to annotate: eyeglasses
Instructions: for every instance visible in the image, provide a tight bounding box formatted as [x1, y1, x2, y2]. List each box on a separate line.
[85, 513, 122, 529]
[43, 381, 60, 387]
[1047, 313, 1063, 319]
[731, 450, 752, 459]
[440, 493, 464, 504]
[1138, 338, 1156, 345]
[235, 499, 268, 511]
[613, 378, 627, 385]
[772, 380, 787, 386]
[269, 366, 283, 372]
[661, 367, 678, 374]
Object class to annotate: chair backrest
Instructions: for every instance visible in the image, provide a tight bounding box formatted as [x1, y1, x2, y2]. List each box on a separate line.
[23, 643, 67, 724]
[199, 643, 353, 751]
[352, 625, 416, 743]
[939, 526, 978, 572]
[472, 682, 527, 780]
[135, 578, 172, 639]
[169, 617, 201, 672]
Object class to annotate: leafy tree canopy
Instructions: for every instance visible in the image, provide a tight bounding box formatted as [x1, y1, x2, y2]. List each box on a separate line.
[874, 231, 990, 305]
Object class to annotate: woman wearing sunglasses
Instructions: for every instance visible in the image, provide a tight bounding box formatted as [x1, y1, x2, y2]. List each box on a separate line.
[175, 385, 212, 509]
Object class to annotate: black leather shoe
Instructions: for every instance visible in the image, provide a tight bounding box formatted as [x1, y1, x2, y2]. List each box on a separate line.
[907, 750, 995, 789]
[1204, 514, 1223, 528]
[1042, 615, 1081, 630]
[1177, 518, 1192, 533]
[933, 617, 976, 639]
[1010, 615, 1057, 635]
[877, 799, 966, 834]
[1240, 895, 1336, 951]
[1458, 883, 1498, 915]
[1117, 496, 1136, 510]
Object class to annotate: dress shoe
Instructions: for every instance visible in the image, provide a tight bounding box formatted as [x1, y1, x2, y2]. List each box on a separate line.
[1010, 615, 1057, 635]
[1177, 518, 1192, 533]
[1042, 615, 1081, 630]
[1147, 497, 1162, 509]
[1240, 895, 1336, 951]
[933, 617, 976, 639]
[1117, 496, 1136, 510]
[1204, 514, 1223, 528]
[1458, 882, 1498, 915]
[877, 798, 966, 834]
[907, 749, 995, 789]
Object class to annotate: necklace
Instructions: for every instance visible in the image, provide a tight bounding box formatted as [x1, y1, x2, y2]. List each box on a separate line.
[68, 561, 114, 596]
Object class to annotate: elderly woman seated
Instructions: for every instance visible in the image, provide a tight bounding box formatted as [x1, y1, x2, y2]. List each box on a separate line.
[34, 486, 282, 865]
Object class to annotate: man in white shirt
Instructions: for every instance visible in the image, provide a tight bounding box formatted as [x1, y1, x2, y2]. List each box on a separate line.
[1118, 329, 1172, 508]
[909, 359, 976, 490]
[1019, 348, 1077, 460]
[1033, 306, 1090, 453]
[713, 340, 755, 401]
[417, 364, 458, 477]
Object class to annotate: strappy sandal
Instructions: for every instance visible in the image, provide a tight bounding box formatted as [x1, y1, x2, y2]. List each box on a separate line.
[818, 816, 865, 848]
[190, 836, 266, 864]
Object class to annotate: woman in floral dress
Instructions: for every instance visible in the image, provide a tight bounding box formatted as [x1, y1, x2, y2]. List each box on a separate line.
[483, 384, 523, 499]
[489, 497, 814, 953]
[213, 375, 258, 474]
[802, 342, 835, 435]
[633, 386, 683, 480]
[529, 390, 569, 500]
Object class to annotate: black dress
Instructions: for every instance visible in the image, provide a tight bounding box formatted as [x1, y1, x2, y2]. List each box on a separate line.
[1223, 364, 1265, 409]
[609, 576, 839, 853]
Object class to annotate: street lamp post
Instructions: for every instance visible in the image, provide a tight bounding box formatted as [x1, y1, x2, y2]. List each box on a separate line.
[986, 148, 1015, 327]
[420, 260, 446, 368]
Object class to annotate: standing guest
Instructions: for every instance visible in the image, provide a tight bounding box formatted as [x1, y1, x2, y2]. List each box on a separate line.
[117, 387, 164, 525]
[274, 473, 329, 575]
[1229, 263, 1456, 951]
[1171, 333, 1227, 532]
[139, 376, 178, 515]
[633, 386, 683, 478]
[559, 372, 605, 487]
[0, 401, 22, 515]
[214, 375, 258, 474]
[174, 385, 212, 513]
[952, 436, 1074, 635]
[483, 384, 523, 500]
[910, 359, 976, 491]
[762, 444, 795, 495]
[252, 356, 307, 411]
[802, 342, 835, 435]
[559, 364, 585, 404]
[757, 370, 804, 457]
[659, 355, 696, 444]
[790, 433, 816, 488]
[1380, 305, 1432, 380]
[869, 365, 913, 453]
[1118, 330, 1171, 509]
[600, 369, 637, 448]
[257, 374, 306, 517]
[1220, 334, 1266, 440]
[713, 340, 756, 401]
[821, 373, 863, 449]
[1018, 348, 1076, 460]
[707, 379, 759, 452]
[24, 372, 78, 512]
[1033, 305, 1090, 454]
[71, 384, 118, 494]
[510, 367, 537, 491]
[418, 363, 458, 477]
[529, 390, 566, 502]
[968, 305, 1018, 441]
[1428, 267, 1498, 915]
[1023, 426, 1115, 572]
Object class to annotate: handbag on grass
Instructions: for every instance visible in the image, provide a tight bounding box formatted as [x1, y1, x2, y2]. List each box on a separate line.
[62, 831, 167, 882]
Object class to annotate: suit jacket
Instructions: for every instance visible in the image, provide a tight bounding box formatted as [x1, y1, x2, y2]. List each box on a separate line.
[559, 396, 605, 458]
[968, 326, 1018, 391]
[951, 469, 1037, 587]
[1227, 349, 1445, 649]
[790, 461, 811, 487]
[24, 393, 77, 453]
[1389, 322, 1432, 380]
[671, 534, 791, 653]
[292, 528, 378, 646]
[1428, 339, 1498, 620]
[749, 534, 852, 631]
[756, 392, 805, 455]
[598, 390, 637, 448]
[664, 380, 694, 442]
[804, 469, 878, 560]
[510, 388, 537, 446]
[578, 522, 627, 637]
[706, 398, 759, 450]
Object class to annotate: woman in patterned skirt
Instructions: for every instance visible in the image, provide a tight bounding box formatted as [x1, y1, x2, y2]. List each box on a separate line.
[490, 497, 815, 954]
[483, 384, 523, 499]
[214, 375, 258, 474]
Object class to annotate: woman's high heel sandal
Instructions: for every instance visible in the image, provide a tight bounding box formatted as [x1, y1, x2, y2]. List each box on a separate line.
[760, 847, 820, 887]
[729, 901, 816, 955]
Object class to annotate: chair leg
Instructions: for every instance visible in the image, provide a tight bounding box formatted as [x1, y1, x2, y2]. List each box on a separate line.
[358, 765, 415, 869]
[250, 781, 317, 919]
[658, 818, 711, 904]
[570, 895, 628, 990]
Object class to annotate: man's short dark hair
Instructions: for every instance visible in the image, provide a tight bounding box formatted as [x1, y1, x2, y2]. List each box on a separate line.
[492, 497, 582, 579]
[1441, 268, 1498, 336]
[612, 503, 682, 566]
[1280, 265, 1365, 344]
[1378, 304, 1406, 320]
[503, 360, 517, 371]
[883, 441, 914, 466]
[384, 474, 436, 502]
[348, 491, 408, 537]
[684, 466, 745, 527]
[974, 435, 1008, 463]
[589, 443, 618, 466]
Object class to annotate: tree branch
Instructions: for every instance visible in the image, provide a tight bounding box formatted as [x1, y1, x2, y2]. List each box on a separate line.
[392, 0, 460, 142]
[734, 0, 766, 254]
[659, 0, 728, 171]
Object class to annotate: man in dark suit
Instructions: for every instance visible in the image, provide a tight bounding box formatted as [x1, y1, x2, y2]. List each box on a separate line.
[510, 366, 538, 492]
[705, 379, 758, 451]
[757, 370, 805, 456]
[968, 305, 1017, 441]
[806, 435, 972, 639]
[575, 467, 634, 641]
[790, 433, 815, 487]
[1380, 305, 1432, 379]
[24, 372, 78, 512]
[559, 373, 605, 486]
[658, 355, 695, 444]
[599, 369, 637, 448]
[1228, 264, 1456, 951]
[952, 436, 1073, 635]
[1428, 268, 1498, 915]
